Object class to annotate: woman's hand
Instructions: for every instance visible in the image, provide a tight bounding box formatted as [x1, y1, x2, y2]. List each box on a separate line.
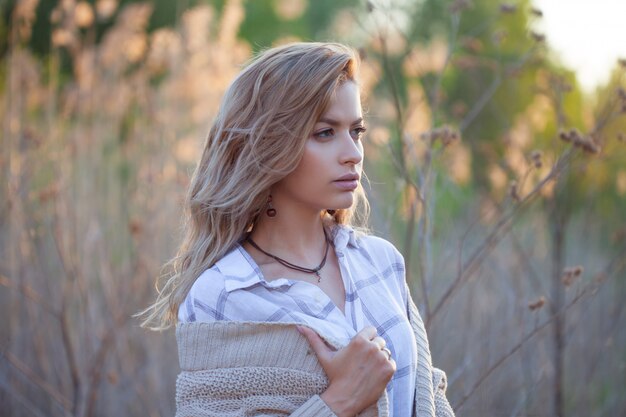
[297, 325, 396, 417]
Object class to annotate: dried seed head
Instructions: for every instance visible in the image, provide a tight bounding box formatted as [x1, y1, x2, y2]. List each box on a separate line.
[580, 139, 601, 154]
[441, 126, 460, 146]
[500, 4, 517, 14]
[530, 7, 543, 17]
[570, 129, 585, 146]
[561, 272, 573, 286]
[559, 130, 571, 143]
[618, 133, 625, 142]
[421, 125, 460, 147]
[570, 129, 582, 144]
[528, 296, 546, 311]
[441, 131, 459, 146]
[619, 58, 626, 69]
[129, 219, 142, 237]
[578, 134, 599, 153]
[617, 87, 626, 100]
[560, 128, 601, 154]
[531, 150, 542, 168]
[562, 266, 584, 287]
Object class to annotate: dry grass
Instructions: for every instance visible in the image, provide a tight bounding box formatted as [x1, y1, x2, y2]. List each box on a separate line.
[2, 1, 249, 416]
[1, 1, 625, 416]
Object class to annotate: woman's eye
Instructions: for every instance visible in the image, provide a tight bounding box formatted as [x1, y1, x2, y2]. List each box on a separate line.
[315, 129, 334, 138]
[314, 126, 366, 140]
[351, 126, 367, 140]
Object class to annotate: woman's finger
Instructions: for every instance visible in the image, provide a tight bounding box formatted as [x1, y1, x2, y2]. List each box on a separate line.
[297, 325, 334, 366]
[356, 325, 378, 341]
[381, 347, 392, 361]
[371, 336, 386, 350]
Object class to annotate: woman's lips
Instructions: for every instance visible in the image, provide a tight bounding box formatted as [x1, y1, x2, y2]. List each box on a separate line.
[333, 179, 359, 190]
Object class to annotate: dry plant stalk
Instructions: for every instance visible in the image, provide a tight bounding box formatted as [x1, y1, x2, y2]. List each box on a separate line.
[2, 1, 249, 415]
[367, 2, 626, 415]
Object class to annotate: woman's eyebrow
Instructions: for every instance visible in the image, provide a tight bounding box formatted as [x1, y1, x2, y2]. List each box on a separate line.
[318, 117, 364, 126]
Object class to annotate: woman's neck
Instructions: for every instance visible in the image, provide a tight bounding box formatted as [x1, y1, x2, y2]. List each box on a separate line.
[249, 208, 330, 265]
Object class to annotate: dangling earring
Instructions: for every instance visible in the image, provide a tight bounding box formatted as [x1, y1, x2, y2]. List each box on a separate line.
[266, 195, 277, 217]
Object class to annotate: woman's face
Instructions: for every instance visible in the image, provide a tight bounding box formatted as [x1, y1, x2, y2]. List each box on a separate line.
[273, 81, 365, 213]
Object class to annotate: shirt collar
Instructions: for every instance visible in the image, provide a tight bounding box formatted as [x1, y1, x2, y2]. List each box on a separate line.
[218, 224, 360, 293]
[331, 224, 360, 251]
[216, 246, 287, 292]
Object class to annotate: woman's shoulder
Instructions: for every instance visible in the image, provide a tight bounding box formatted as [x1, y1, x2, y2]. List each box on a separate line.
[360, 233, 402, 256]
[185, 243, 256, 293]
[178, 267, 227, 322]
[178, 247, 242, 323]
[188, 266, 228, 296]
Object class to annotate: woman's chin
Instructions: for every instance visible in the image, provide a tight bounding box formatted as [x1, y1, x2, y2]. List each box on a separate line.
[328, 196, 355, 211]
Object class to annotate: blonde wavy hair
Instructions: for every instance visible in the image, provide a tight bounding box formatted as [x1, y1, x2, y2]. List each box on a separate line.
[139, 42, 370, 330]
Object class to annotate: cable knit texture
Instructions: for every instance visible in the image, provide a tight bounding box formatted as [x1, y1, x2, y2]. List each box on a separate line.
[407, 294, 455, 417]
[175, 300, 454, 417]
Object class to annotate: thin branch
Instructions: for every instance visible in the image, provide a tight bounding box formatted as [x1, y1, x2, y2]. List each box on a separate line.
[82, 327, 117, 417]
[2, 350, 73, 413]
[459, 70, 501, 132]
[52, 216, 82, 414]
[429, 148, 576, 324]
[0, 274, 60, 320]
[453, 243, 626, 411]
[508, 230, 545, 296]
[428, 12, 461, 124]
[0, 378, 53, 417]
[459, 44, 540, 133]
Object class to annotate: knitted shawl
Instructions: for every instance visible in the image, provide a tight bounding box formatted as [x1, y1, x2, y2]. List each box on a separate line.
[175, 297, 454, 417]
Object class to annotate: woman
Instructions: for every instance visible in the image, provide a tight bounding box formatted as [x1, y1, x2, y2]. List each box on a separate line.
[141, 42, 453, 417]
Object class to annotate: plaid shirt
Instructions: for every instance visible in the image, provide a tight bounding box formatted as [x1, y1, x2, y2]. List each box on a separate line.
[179, 225, 418, 416]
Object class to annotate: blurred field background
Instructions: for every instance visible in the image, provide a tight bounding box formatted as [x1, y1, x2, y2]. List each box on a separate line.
[1, 0, 625, 416]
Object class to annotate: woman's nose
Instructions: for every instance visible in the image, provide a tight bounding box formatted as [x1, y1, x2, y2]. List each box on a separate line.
[339, 131, 363, 165]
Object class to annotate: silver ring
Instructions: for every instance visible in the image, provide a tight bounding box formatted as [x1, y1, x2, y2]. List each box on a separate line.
[381, 347, 392, 360]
